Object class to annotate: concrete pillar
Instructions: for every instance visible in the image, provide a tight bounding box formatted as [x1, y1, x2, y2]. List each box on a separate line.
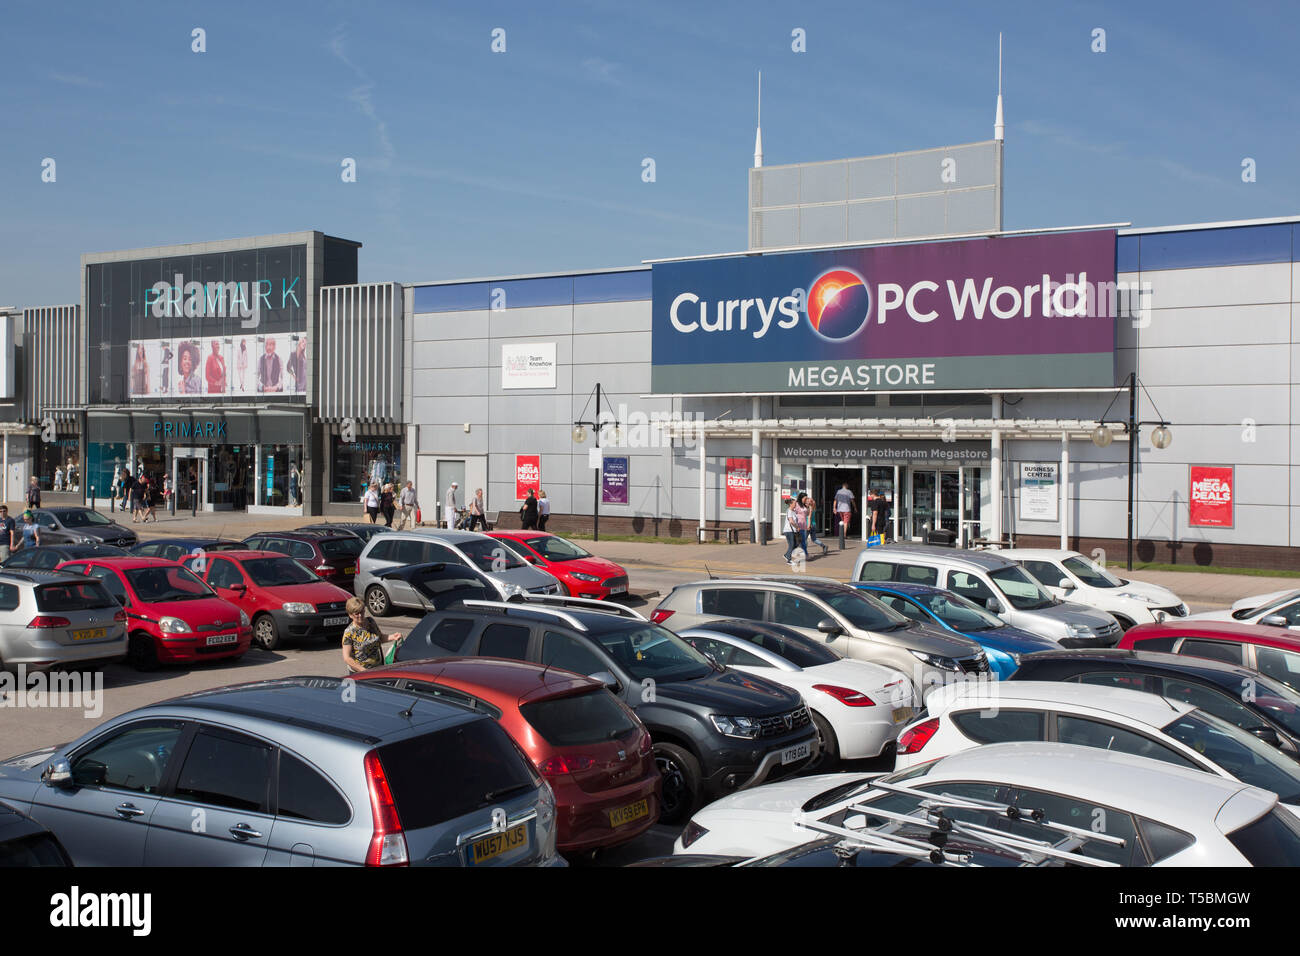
[990, 394, 1002, 546]
[1060, 431, 1070, 550]
[698, 431, 707, 534]
[751, 397, 760, 539]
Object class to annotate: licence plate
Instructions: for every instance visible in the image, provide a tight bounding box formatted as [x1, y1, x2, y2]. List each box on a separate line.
[892, 706, 914, 724]
[608, 799, 649, 828]
[781, 742, 811, 765]
[467, 823, 529, 865]
[322, 616, 347, 627]
[608, 584, 627, 595]
[205, 633, 238, 646]
[72, 628, 106, 642]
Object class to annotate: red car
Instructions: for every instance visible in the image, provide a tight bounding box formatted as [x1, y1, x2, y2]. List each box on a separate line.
[1121, 620, 1300, 693]
[354, 657, 660, 854]
[485, 532, 629, 600]
[180, 550, 354, 651]
[55, 556, 251, 671]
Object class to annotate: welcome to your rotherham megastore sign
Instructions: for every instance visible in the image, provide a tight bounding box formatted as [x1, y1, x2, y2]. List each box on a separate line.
[650, 230, 1117, 394]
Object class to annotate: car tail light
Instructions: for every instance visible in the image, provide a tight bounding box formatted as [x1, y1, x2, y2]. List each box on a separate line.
[315, 564, 337, 576]
[897, 717, 940, 755]
[649, 609, 673, 624]
[363, 751, 409, 867]
[28, 616, 71, 628]
[637, 732, 653, 756]
[113, 610, 127, 623]
[536, 754, 598, 777]
[813, 684, 876, 707]
[354, 560, 360, 574]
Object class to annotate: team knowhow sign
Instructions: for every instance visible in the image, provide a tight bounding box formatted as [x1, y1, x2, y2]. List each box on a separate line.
[1018, 462, 1059, 522]
[501, 343, 557, 389]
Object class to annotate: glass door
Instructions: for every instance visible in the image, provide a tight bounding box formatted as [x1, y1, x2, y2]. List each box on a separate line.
[910, 470, 936, 540]
[939, 471, 961, 535]
[961, 466, 983, 546]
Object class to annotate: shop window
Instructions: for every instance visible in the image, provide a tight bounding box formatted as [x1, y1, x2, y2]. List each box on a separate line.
[35, 437, 81, 492]
[332, 437, 401, 504]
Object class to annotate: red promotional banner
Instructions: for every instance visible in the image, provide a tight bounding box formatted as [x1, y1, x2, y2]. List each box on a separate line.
[515, 455, 540, 500]
[725, 458, 752, 509]
[1189, 466, 1233, 528]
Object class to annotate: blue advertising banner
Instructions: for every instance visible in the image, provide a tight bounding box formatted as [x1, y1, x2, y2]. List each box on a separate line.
[601, 456, 629, 504]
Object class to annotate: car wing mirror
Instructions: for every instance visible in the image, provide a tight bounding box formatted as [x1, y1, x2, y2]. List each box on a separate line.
[816, 618, 842, 636]
[984, 598, 1003, 613]
[589, 670, 621, 691]
[41, 758, 73, 789]
[1058, 578, 1076, 590]
[1250, 725, 1282, 748]
[1261, 615, 1289, 627]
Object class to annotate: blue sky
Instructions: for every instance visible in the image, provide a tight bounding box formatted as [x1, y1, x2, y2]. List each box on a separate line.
[2, 0, 1296, 306]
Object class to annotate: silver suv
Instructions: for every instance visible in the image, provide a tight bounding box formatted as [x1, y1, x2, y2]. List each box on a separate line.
[356, 529, 561, 616]
[0, 570, 126, 672]
[0, 676, 563, 866]
[651, 576, 988, 695]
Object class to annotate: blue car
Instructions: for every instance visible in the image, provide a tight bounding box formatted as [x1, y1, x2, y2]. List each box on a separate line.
[850, 582, 1059, 679]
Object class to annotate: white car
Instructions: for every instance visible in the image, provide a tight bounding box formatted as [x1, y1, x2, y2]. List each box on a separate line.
[677, 619, 916, 766]
[674, 741, 1300, 865]
[893, 680, 1300, 812]
[1188, 588, 1300, 629]
[1000, 549, 1187, 629]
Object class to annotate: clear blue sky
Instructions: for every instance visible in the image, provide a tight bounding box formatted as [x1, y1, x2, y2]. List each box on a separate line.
[2, 0, 1296, 307]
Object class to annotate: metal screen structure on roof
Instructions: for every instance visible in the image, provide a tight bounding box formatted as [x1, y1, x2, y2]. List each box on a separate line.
[23, 305, 81, 423]
[318, 282, 402, 423]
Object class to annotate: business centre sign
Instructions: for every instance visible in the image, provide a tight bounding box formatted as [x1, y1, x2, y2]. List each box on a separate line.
[650, 230, 1117, 394]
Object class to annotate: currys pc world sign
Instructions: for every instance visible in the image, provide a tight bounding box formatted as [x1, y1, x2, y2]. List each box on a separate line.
[651, 230, 1118, 394]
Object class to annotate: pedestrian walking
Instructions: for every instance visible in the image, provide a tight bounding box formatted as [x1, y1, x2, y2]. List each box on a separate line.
[119, 469, 134, 515]
[398, 481, 419, 529]
[520, 489, 538, 530]
[363, 483, 380, 524]
[0, 506, 16, 563]
[19, 510, 40, 550]
[443, 481, 460, 529]
[872, 493, 892, 541]
[26, 476, 41, 511]
[340, 597, 404, 674]
[789, 494, 809, 561]
[537, 490, 550, 532]
[780, 496, 798, 564]
[380, 482, 396, 527]
[163, 473, 174, 513]
[465, 487, 485, 531]
[142, 477, 157, 522]
[834, 482, 856, 538]
[804, 496, 830, 556]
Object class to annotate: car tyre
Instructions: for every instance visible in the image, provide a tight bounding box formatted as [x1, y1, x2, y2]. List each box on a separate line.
[253, 613, 281, 651]
[127, 632, 160, 672]
[654, 742, 701, 826]
[365, 585, 392, 617]
[807, 710, 839, 772]
[1113, 615, 1135, 631]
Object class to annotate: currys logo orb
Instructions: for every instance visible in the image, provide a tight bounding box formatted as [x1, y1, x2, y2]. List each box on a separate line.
[806, 268, 870, 340]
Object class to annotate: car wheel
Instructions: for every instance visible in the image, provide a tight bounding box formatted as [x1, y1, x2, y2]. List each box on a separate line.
[365, 585, 392, 617]
[806, 710, 840, 772]
[252, 614, 281, 651]
[653, 743, 701, 826]
[1113, 615, 1135, 631]
[127, 632, 160, 672]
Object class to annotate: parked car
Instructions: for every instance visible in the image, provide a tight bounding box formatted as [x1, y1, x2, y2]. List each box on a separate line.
[298, 522, 394, 544]
[0, 800, 71, 866]
[485, 531, 629, 599]
[55, 557, 250, 671]
[851, 545, 1121, 646]
[356, 529, 561, 616]
[130, 538, 245, 562]
[0, 569, 126, 672]
[391, 595, 818, 824]
[893, 680, 1300, 809]
[1, 543, 130, 570]
[1009, 648, 1300, 757]
[1187, 588, 1300, 627]
[1120, 620, 1300, 694]
[675, 618, 915, 768]
[0, 676, 563, 866]
[999, 549, 1188, 628]
[850, 581, 1060, 679]
[241, 529, 364, 586]
[651, 576, 989, 695]
[354, 658, 661, 853]
[30, 508, 137, 549]
[672, 741, 1300, 866]
[180, 550, 353, 651]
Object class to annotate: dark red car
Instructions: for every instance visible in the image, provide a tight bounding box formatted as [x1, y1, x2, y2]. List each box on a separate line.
[180, 550, 354, 650]
[1122, 620, 1300, 693]
[354, 657, 660, 854]
[55, 556, 251, 671]
[485, 531, 629, 600]
[241, 530, 364, 586]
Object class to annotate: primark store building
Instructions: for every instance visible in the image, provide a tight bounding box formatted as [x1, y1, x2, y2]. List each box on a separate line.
[5, 136, 1300, 569]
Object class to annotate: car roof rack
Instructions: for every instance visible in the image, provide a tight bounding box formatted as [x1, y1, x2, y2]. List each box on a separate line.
[457, 599, 588, 632]
[702, 575, 843, 588]
[516, 593, 646, 620]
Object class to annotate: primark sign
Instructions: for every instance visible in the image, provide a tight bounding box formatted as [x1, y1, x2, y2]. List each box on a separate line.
[144, 275, 302, 325]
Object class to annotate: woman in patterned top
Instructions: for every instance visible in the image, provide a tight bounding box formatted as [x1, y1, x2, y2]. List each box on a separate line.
[341, 597, 403, 673]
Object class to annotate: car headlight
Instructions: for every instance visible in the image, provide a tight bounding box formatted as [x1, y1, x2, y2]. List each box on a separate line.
[282, 602, 315, 614]
[1006, 651, 1022, 665]
[711, 715, 762, 739]
[680, 819, 710, 849]
[571, 572, 601, 582]
[499, 581, 526, 599]
[909, 650, 960, 671]
[159, 617, 191, 634]
[238, 610, 250, 627]
[1066, 623, 1094, 638]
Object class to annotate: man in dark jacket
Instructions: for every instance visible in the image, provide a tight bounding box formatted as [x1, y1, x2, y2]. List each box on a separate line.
[520, 489, 539, 530]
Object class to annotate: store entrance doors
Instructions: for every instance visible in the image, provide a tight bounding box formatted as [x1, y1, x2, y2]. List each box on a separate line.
[811, 467, 862, 538]
[173, 449, 208, 513]
[907, 468, 981, 545]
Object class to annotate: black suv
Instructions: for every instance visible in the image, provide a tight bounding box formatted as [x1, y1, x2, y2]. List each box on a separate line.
[395, 594, 819, 824]
[242, 530, 363, 586]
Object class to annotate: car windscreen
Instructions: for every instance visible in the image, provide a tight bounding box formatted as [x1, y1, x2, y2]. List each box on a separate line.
[592, 624, 713, 683]
[458, 538, 526, 571]
[1244, 590, 1300, 618]
[35, 581, 118, 611]
[522, 536, 591, 562]
[320, 537, 363, 559]
[1226, 808, 1300, 865]
[813, 587, 910, 631]
[1162, 711, 1300, 803]
[520, 690, 640, 747]
[377, 719, 539, 829]
[914, 590, 1006, 631]
[242, 557, 319, 587]
[124, 566, 214, 602]
[707, 621, 840, 667]
[54, 510, 114, 528]
[1061, 555, 1124, 589]
[988, 566, 1055, 610]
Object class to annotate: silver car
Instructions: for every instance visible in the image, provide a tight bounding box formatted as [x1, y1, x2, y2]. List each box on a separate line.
[0, 570, 126, 672]
[851, 545, 1121, 646]
[0, 676, 563, 866]
[356, 529, 561, 616]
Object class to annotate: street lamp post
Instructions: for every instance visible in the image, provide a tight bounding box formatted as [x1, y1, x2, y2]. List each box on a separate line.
[572, 383, 611, 542]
